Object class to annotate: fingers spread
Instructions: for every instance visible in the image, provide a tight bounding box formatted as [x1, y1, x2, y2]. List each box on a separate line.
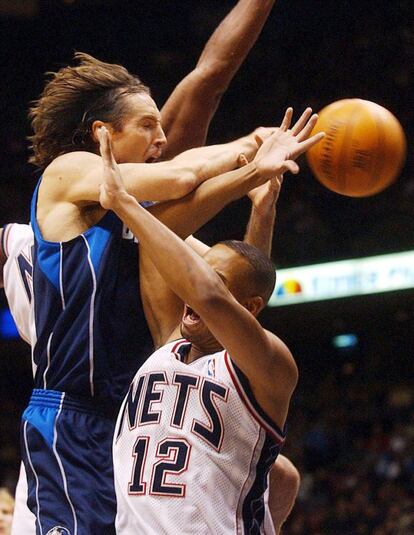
[280, 108, 293, 131]
[295, 114, 319, 142]
[291, 107, 313, 136]
[293, 131, 325, 158]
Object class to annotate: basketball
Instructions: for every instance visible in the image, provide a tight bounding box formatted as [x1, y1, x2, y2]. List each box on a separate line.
[306, 99, 406, 197]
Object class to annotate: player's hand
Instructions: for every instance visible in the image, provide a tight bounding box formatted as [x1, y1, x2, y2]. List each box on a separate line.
[239, 153, 283, 214]
[248, 176, 283, 215]
[253, 108, 324, 179]
[97, 126, 129, 210]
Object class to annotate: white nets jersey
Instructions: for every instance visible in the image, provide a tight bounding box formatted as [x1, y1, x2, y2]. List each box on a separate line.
[113, 339, 286, 534]
[2, 223, 34, 345]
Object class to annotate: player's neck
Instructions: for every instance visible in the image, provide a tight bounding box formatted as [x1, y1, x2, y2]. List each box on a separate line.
[186, 341, 223, 364]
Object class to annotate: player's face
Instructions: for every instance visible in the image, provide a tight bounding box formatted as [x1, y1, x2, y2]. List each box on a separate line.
[110, 93, 167, 164]
[180, 244, 252, 349]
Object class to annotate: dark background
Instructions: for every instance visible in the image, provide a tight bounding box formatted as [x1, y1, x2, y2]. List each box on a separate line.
[0, 1, 413, 533]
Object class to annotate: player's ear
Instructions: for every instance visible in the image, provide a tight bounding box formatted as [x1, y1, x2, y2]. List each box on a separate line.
[91, 120, 114, 143]
[244, 295, 264, 317]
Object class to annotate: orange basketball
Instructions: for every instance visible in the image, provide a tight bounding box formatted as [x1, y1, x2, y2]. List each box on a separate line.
[306, 99, 406, 197]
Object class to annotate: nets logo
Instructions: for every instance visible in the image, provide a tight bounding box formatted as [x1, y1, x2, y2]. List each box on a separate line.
[46, 528, 71, 535]
[276, 279, 302, 296]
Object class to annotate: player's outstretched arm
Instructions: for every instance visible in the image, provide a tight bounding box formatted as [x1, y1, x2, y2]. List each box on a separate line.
[147, 108, 321, 238]
[140, 109, 322, 347]
[45, 127, 260, 205]
[185, 165, 283, 268]
[243, 107, 319, 255]
[244, 176, 283, 257]
[161, 0, 276, 158]
[98, 123, 322, 428]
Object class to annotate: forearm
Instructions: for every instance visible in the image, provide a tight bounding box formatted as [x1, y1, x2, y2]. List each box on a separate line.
[244, 205, 276, 257]
[148, 162, 264, 239]
[197, 0, 276, 80]
[96, 134, 256, 203]
[118, 135, 254, 201]
[169, 134, 258, 184]
[161, 0, 276, 158]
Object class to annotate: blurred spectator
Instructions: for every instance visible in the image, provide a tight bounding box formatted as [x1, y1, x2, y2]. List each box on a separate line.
[0, 488, 14, 535]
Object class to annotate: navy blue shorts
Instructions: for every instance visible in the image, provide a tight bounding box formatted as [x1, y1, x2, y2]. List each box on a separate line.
[21, 389, 117, 535]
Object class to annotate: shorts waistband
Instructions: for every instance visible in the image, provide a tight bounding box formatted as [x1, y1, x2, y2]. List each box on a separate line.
[28, 389, 109, 416]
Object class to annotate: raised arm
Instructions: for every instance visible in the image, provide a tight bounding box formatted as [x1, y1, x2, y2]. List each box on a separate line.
[141, 109, 321, 347]
[161, 0, 276, 158]
[244, 176, 283, 257]
[141, 176, 283, 349]
[244, 105, 317, 254]
[97, 123, 321, 426]
[148, 108, 316, 237]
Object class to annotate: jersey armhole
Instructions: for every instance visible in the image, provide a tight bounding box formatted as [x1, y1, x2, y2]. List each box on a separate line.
[224, 352, 286, 446]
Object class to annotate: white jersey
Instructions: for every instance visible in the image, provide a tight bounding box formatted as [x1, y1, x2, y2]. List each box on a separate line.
[113, 339, 285, 534]
[2, 223, 34, 345]
[2, 224, 37, 534]
[2, 224, 37, 533]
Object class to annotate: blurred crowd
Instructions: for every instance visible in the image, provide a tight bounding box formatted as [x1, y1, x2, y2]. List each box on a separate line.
[283, 355, 414, 534]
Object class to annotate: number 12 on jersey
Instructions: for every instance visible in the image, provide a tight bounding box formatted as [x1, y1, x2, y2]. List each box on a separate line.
[129, 437, 191, 497]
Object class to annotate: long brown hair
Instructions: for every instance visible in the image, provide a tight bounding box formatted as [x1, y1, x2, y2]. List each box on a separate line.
[28, 52, 150, 169]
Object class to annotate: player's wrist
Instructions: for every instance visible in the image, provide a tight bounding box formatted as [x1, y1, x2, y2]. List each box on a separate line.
[239, 133, 260, 159]
[252, 203, 276, 219]
[108, 190, 135, 213]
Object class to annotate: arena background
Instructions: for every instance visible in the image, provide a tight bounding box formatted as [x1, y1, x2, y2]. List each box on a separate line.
[0, 1, 413, 533]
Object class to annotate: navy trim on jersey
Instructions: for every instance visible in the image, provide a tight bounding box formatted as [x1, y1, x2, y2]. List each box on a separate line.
[171, 339, 191, 362]
[224, 352, 286, 445]
[241, 434, 280, 534]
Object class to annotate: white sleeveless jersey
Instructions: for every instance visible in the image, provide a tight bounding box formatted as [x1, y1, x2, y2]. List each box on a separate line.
[2, 224, 37, 534]
[2, 223, 35, 346]
[113, 339, 285, 534]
